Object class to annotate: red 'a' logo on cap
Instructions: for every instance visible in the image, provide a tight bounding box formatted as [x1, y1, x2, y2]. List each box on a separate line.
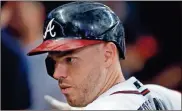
[43, 18, 56, 39]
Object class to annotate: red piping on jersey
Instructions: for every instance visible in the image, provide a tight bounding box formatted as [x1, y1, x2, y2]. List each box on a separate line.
[141, 89, 150, 96]
[110, 89, 150, 96]
[110, 90, 141, 95]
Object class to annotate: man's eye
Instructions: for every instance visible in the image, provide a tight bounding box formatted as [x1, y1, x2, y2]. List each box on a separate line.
[65, 57, 74, 63]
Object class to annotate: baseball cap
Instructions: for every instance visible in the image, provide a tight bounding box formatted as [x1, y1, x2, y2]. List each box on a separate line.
[27, 1, 125, 59]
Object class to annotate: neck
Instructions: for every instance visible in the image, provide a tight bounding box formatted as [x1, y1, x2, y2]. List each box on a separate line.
[97, 62, 125, 97]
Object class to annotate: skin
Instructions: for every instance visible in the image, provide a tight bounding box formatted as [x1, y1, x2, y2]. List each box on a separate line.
[49, 42, 125, 107]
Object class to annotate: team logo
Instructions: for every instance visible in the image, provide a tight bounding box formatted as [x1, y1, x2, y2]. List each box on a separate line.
[43, 18, 56, 39]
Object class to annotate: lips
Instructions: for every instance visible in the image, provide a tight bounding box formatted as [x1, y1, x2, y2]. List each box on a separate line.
[61, 87, 72, 94]
[59, 84, 72, 94]
[60, 84, 71, 88]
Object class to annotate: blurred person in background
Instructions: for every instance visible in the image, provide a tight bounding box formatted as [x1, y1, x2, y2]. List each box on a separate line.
[1, 31, 31, 110]
[1, 2, 31, 110]
[1, 1, 66, 110]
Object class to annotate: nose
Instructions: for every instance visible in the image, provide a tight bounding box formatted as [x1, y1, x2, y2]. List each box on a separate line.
[53, 63, 68, 80]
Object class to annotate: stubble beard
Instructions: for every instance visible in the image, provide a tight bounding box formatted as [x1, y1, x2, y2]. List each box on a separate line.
[67, 66, 103, 107]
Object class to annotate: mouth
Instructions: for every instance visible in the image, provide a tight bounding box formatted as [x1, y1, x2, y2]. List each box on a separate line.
[61, 87, 72, 94]
[59, 84, 72, 94]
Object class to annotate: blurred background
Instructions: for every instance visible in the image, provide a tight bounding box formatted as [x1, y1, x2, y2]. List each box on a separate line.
[1, 1, 181, 110]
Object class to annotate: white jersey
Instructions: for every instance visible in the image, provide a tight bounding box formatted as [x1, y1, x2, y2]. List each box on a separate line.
[84, 77, 181, 110]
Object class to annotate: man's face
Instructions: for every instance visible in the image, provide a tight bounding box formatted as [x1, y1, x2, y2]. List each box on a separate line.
[48, 43, 107, 107]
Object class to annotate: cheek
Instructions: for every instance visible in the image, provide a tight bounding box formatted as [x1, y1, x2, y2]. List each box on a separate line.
[67, 61, 87, 89]
[66, 57, 106, 105]
[70, 66, 88, 88]
[69, 53, 105, 91]
[79, 62, 104, 94]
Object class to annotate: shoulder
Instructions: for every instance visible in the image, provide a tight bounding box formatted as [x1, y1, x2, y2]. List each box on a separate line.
[84, 93, 145, 110]
[145, 84, 181, 95]
[145, 84, 181, 110]
[145, 84, 181, 100]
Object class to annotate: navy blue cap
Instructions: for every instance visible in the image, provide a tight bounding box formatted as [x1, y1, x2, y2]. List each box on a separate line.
[28, 1, 125, 59]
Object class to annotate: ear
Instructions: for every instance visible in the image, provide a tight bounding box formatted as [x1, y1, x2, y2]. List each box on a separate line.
[103, 42, 117, 67]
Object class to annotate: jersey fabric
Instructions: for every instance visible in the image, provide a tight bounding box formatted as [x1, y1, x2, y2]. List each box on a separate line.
[84, 77, 181, 110]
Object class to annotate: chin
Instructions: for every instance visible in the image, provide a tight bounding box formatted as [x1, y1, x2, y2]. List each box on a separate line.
[67, 99, 88, 107]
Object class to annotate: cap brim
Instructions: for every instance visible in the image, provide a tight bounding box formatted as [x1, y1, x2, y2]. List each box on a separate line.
[27, 39, 103, 56]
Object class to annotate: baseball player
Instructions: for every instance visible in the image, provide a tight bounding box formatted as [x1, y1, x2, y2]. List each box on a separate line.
[28, 1, 181, 110]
